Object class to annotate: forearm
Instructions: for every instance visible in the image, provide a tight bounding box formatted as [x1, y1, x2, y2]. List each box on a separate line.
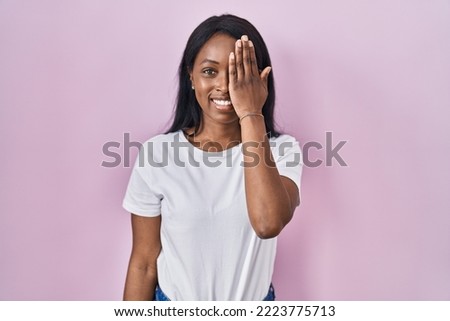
[240, 116, 293, 239]
[123, 258, 157, 301]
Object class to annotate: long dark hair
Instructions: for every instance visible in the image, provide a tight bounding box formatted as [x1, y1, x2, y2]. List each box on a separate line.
[166, 14, 280, 138]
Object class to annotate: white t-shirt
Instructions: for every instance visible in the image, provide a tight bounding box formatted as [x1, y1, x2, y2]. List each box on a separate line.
[123, 130, 302, 300]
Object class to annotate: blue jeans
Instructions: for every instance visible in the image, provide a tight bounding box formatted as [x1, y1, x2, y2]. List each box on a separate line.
[155, 284, 275, 301]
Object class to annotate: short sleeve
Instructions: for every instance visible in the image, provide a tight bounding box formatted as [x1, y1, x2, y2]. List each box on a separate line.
[122, 146, 162, 217]
[271, 134, 303, 193]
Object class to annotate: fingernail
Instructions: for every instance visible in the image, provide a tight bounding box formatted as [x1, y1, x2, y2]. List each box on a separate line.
[249, 40, 253, 47]
[242, 35, 248, 41]
[230, 52, 235, 59]
[237, 40, 242, 47]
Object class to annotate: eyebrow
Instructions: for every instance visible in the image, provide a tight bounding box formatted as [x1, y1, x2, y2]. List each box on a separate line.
[199, 58, 220, 65]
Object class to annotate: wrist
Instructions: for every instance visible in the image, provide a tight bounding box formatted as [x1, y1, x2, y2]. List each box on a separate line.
[239, 112, 264, 125]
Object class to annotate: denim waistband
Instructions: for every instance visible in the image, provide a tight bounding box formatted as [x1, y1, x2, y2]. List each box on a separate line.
[155, 283, 275, 301]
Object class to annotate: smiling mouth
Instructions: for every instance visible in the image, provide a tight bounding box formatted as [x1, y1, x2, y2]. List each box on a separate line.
[212, 99, 232, 106]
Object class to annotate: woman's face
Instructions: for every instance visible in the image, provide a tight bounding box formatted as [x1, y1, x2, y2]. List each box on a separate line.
[190, 33, 238, 125]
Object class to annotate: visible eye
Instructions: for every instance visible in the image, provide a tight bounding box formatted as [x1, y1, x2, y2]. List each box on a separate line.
[202, 68, 217, 76]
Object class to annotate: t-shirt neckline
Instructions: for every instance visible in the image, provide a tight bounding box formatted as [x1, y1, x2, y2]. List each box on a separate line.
[177, 130, 242, 157]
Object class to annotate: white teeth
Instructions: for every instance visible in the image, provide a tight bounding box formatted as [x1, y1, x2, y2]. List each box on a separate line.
[213, 99, 232, 106]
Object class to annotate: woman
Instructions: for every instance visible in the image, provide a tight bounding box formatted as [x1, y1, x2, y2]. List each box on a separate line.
[122, 14, 302, 301]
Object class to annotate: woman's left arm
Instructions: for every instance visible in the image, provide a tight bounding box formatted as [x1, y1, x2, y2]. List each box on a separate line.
[241, 117, 300, 239]
[229, 36, 300, 239]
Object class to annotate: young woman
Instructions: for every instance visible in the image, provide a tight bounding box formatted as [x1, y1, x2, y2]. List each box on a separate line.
[122, 14, 302, 301]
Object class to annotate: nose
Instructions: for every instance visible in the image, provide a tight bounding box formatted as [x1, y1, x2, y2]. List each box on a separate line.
[215, 72, 229, 93]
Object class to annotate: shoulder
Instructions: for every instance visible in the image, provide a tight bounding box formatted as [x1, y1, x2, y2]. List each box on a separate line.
[268, 134, 302, 170]
[143, 131, 181, 146]
[269, 134, 301, 156]
[139, 131, 182, 152]
[137, 131, 182, 165]
[269, 133, 299, 145]
[269, 134, 303, 189]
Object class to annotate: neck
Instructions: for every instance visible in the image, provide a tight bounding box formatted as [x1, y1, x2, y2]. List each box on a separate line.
[187, 118, 241, 152]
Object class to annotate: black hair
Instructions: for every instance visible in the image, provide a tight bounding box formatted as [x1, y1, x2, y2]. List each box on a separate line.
[166, 14, 280, 138]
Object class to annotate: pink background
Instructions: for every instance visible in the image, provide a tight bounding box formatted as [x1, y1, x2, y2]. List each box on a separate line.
[1, 0, 449, 300]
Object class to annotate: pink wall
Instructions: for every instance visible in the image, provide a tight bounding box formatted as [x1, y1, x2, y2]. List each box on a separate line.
[1, 0, 449, 300]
